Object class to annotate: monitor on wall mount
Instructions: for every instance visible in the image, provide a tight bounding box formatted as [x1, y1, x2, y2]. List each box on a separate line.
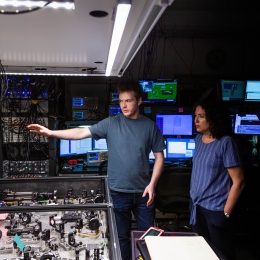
[155, 114, 193, 136]
[220, 79, 245, 101]
[244, 80, 260, 102]
[139, 79, 177, 104]
[166, 138, 196, 161]
[234, 114, 260, 135]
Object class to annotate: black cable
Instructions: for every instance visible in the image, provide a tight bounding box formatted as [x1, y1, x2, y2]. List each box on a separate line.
[1, 75, 57, 173]
[139, 27, 164, 79]
[159, 38, 166, 78]
[0, 60, 8, 106]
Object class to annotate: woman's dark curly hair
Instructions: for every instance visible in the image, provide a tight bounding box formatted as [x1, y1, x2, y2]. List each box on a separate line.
[193, 99, 233, 139]
[117, 79, 143, 100]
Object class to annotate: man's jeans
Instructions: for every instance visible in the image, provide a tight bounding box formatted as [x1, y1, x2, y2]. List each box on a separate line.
[110, 190, 155, 260]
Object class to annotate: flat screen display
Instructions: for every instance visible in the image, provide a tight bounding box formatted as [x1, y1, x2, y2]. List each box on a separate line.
[72, 110, 85, 120]
[60, 138, 92, 157]
[230, 114, 235, 133]
[110, 92, 119, 102]
[220, 80, 245, 101]
[244, 80, 260, 102]
[109, 105, 121, 115]
[167, 138, 196, 160]
[234, 114, 260, 135]
[156, 114, 193, 136]
[93, 139, 108, 150]
[139, 79, 177, 103]
[72, 97, 85, 107]
[59, 123, 95, 157]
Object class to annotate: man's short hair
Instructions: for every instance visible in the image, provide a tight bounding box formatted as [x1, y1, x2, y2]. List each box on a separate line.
[117, 79, 143, 100]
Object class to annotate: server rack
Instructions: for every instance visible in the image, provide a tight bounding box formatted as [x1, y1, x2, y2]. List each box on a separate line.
[0, 75, 57, 178]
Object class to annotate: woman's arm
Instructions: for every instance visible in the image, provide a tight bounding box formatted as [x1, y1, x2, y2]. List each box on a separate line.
[224, 166, 245, 215]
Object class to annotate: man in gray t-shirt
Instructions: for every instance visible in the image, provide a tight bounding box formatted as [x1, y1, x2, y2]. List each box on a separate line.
[27, 79, 165, 260]
[90, 113, 165, 193]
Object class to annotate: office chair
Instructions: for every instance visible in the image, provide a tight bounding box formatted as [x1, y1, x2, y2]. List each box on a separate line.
[155, 166, 192, 232]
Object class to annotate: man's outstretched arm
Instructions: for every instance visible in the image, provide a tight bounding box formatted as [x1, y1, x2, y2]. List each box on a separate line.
[27, 124, 92, 140]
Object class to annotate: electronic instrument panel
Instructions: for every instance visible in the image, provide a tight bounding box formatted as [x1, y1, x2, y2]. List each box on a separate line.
[0, 176, 121, 260]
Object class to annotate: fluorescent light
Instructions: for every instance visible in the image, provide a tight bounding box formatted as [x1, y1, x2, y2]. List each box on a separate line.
[105, 1, 131, 76]
[4, 72, 91, 76]
[0, 0, 75, 13]
[0, 1, 46, 7]
[46, 1, 75, 9]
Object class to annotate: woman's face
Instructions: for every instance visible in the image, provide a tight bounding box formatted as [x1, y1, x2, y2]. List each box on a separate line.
[194, 106, 210, 134]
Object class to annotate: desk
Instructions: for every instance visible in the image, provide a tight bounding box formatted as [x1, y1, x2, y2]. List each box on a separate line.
[131, 231, 197, 260]
[131, 231, 228, 260]
[58, 162, 190, 176]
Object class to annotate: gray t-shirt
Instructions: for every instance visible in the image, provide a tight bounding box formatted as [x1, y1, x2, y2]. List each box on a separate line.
[89, 114, 165, 193]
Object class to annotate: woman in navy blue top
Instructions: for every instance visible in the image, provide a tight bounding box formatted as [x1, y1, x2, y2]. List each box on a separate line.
[190, 99, 245, 260]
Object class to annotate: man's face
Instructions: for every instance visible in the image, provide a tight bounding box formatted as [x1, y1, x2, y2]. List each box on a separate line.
[119, 91, 142, 119]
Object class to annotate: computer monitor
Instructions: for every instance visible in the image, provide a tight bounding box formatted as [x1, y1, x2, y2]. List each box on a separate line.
[59, 123, 96, 157]
[230, 114, 235, 133]
[139, 79, 177, 103]
[244, 80, 260, 102]
[166, 138, 196, 160]
[220, 79, 245, 101]
[93, 139, 108, 150]
[234, 114, 260, 135]
[72, 110, 86, 120]
[72, 97, 86, 108]
[156, 114, 193, 136]
[109, 105, 121, 116]
[60, 138, 92, 157]
[110, 92, 119, 102]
